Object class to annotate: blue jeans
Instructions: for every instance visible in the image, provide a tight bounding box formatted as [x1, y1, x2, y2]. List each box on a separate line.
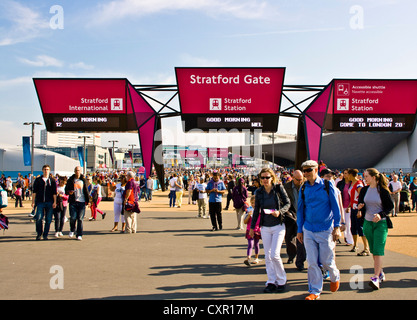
[35, 202, 54, 238]
[169, 190, 176, 207]
[139, 188, 148, 201]
[69, 202, 86, 237]
[303, 227, 340, 295]
[146, 188, 153, 200]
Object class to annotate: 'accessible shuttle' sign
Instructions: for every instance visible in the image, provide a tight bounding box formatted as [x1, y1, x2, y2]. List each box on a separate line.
[176, 67, 285, 132]
[331, 79, 417, 131]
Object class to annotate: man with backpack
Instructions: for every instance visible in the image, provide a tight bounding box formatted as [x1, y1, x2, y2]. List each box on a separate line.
[32, 165, 57, 240]
[296, 160, 342, 300]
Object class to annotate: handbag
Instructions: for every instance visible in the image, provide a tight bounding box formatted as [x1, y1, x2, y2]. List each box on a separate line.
[124, 201, 141, 214]
[385, 215, 393, 229]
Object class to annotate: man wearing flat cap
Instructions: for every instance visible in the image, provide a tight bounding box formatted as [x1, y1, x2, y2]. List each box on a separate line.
[296, 160, 342, 300]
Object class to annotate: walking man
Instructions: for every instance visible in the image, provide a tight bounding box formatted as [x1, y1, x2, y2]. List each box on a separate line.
[296, 160, 342, 300]
[32, 165, 57, 240]
[66, 166, 90, 240]
[283, 170, 306, 268]
[206, 170, 226, 231]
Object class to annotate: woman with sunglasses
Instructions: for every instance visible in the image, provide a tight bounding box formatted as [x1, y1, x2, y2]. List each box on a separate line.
[249, 168, 290, 293]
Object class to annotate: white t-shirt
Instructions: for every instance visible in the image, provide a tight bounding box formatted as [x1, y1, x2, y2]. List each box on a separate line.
[188, 180, 196, 191]
[169, 177, 177, 191]
[389, 181, 402, 193]
[196, 183, 207, 199]
[92, 184, 102, 199]
[114, 183, 125, 204]
[146, 178, 154, 190]
[74, 178, 86, 203]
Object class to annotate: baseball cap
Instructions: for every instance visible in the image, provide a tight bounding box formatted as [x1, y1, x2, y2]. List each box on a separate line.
[320, 168, 334, 177]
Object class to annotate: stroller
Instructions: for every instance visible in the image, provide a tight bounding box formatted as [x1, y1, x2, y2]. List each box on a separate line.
[400, 191, 411, 213]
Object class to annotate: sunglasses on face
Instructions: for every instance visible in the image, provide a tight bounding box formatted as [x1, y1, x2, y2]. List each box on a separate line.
[260, 176, 272, 180]
[303, 168, 314, 173]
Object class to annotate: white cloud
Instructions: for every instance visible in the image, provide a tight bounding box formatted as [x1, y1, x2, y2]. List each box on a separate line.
[91, 0, 274, 25]
[0, 76, 32, 89]
[179, 54, 222, 67]
[18, 55, 64, 67]
[0, 0, 50, 46]
[69, 62, 95, 70]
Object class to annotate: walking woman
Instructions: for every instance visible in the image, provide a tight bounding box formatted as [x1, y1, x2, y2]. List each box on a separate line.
[348, 168, 370, 256]
[89, 177, 106, 221]
[249, 168, 291, 293]
[175, 176, 184, 208]
[110, 174, 126, 232]
[232, 178, 248, 230]
[54, 176, 68, 237]
[357, 168, 394, 290]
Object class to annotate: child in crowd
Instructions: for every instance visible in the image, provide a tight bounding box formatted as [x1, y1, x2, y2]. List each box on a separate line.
[243, 195, 261, 266]
[14, 185, 23, 208]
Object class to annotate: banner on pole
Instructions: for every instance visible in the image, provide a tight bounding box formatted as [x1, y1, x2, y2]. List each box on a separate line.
[77, 146, 84, 167]
[22, 137, 31, 166]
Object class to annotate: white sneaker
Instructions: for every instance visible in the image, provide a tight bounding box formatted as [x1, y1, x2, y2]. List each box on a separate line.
[379, 270, 386, 282]
[77, 236, 82, 241]
[69, 232, 75, 238]
[59, 232, 64, 237]
[369, 276, 380, 290]
[55, 232, 60, 238]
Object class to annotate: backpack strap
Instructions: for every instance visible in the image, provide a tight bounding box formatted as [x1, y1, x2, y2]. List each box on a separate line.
[301, 178, 330, 203]
[323, 179, 330, 196]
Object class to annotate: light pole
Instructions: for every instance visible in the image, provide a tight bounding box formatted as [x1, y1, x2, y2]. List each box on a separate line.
[128, 144, 136, 169]
[23, 122, 42, 186]
[108, 140, 118, 170]
[78, 135, 88, 176]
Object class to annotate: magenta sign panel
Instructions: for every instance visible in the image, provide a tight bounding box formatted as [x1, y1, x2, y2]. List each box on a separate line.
[176, 67, 285, 132]
[332, 79, 417, 131]
[34, 78, 134, 132]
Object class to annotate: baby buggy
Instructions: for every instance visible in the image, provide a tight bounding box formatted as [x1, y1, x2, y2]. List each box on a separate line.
[400, 191, 411, 213]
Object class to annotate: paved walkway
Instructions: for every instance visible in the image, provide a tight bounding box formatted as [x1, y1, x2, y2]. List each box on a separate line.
[1, 191, 417, 300]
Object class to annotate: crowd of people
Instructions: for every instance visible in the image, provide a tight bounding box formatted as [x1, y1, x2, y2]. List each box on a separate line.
[0, 165, 149, 240]
[1, 161, 416, 299]
[164, 162, 416, 299]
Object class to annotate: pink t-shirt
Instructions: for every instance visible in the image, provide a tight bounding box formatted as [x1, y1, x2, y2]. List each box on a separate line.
[342, 183, 350, 208]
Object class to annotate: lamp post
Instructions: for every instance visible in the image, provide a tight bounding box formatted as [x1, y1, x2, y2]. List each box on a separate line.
[128, 144, 136, 169]
[78, 135, 88, 176]
[23, 122, 42, 186]
[108, 140, 118, 170]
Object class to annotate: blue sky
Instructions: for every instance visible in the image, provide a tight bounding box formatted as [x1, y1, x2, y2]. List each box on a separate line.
[1, 0, 417, 149]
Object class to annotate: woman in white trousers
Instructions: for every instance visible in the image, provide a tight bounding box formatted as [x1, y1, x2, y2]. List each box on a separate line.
[249, 168, 291, 293]
[110, 175, 126, 232]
